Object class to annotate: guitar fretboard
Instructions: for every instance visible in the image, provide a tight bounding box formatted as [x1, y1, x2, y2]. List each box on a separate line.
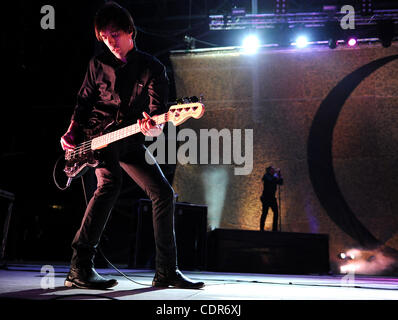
[91, 113, 169, 150]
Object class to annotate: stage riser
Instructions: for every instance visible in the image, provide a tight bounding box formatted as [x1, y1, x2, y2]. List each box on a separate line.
[206, 229, 330, 274]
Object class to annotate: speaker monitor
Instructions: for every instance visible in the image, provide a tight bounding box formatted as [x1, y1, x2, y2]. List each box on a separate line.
[132, 199, 208, 270]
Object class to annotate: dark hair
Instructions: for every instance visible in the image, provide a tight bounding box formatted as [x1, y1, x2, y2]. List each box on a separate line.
[94, 1, 136, 41]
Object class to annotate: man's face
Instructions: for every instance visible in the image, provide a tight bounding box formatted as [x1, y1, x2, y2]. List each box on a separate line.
[99, 25, 133, 60]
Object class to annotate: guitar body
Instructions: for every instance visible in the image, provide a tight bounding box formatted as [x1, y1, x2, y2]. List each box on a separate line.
[64, 149, 100, 178]
[63, 119, 114, 178]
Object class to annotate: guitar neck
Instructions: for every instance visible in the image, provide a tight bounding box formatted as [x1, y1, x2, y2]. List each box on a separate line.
[91, 113, 169, 150]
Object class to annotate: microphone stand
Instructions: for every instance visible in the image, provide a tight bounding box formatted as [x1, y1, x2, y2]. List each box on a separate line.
[277, 172, 282, 232]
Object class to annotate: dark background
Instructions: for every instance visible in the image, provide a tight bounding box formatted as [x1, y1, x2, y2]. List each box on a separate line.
[1, 0, 398, 265]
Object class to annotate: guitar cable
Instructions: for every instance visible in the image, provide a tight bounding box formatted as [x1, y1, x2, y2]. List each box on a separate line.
[52, 155, 72, 191]
[53, 156, 151, 287]
[79, 176, 151, 287]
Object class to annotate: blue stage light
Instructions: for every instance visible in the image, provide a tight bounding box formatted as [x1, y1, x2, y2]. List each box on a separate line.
[242, 35, 260, 54]
[295, 35, 309, 48]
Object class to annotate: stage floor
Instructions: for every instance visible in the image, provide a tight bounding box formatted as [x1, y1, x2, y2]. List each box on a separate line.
[0, 263, 398, 301]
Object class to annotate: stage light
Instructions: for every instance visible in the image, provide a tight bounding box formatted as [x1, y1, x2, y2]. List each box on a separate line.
[184, 35, 196, 49]
[361, 0, 373, 16]
[295, 35, 308, 48]
[242, 34, 260, 54]
[338, 252, 347, 260]
[340, 263, 357, 274]
[275, 0, 288, 14]
[347, 37, 357, 47]
[338, 252, 355, 260]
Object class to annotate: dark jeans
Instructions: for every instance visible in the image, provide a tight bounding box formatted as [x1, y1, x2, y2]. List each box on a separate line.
[70, 140, 177, 271]
[260, 197, 279, 232]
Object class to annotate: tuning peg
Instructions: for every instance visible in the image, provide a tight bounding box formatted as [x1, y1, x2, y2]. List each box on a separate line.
[183, 97, 190, 103]
[176, 98, 184, 104]
[189, 96, 199, 102]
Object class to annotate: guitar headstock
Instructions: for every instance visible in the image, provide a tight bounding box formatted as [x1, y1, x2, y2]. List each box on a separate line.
[168, 98, 205, 126]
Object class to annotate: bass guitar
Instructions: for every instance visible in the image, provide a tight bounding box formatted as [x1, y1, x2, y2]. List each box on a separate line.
[57, 101, 204, 188]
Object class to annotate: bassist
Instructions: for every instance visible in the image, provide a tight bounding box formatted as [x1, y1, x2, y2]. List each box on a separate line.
[60, 2, 204, 290]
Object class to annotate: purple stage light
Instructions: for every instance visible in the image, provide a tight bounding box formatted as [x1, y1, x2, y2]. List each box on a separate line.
[348, 38, 357, 46]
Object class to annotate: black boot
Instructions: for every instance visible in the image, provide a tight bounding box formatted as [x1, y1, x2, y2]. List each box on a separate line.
[152, 268, 204, 289]
[64, 266, 118, 289]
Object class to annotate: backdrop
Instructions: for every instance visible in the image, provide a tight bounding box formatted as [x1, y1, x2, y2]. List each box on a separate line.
[169, 43, 398, 273]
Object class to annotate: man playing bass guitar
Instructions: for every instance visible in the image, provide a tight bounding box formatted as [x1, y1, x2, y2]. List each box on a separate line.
[60, 1, 204, 290]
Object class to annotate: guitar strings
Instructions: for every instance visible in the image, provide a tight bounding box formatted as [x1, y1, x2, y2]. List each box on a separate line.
[66, 124, 144, 157]
[66, 112, 171, 158]
[67, 141, 92, 158]
[67, 123, 141, 157]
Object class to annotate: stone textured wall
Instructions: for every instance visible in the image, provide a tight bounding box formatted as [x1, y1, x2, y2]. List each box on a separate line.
[169, 43, 398, 272]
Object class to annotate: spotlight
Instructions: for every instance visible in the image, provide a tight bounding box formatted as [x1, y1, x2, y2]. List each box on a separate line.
[338, 252, 355, 260]
[295, 35, 308, 48]
[338, 252, 347, 260]
[184, 35, 196, 49]
[340, 264, 357, 274]
[275, 0, 288, 14]
[242, 34, 260, 54]
[347, 37, 357, 47]
[361, 0, 373, 16]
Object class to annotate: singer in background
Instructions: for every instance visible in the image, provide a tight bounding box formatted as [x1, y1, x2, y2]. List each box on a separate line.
[260, 166, 283, 232]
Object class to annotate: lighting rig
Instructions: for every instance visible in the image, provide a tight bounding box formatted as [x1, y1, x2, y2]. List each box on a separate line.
[207, 0, 398, 51]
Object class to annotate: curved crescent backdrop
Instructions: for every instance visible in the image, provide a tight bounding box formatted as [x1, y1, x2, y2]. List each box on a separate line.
[169, 44, 398, 271]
